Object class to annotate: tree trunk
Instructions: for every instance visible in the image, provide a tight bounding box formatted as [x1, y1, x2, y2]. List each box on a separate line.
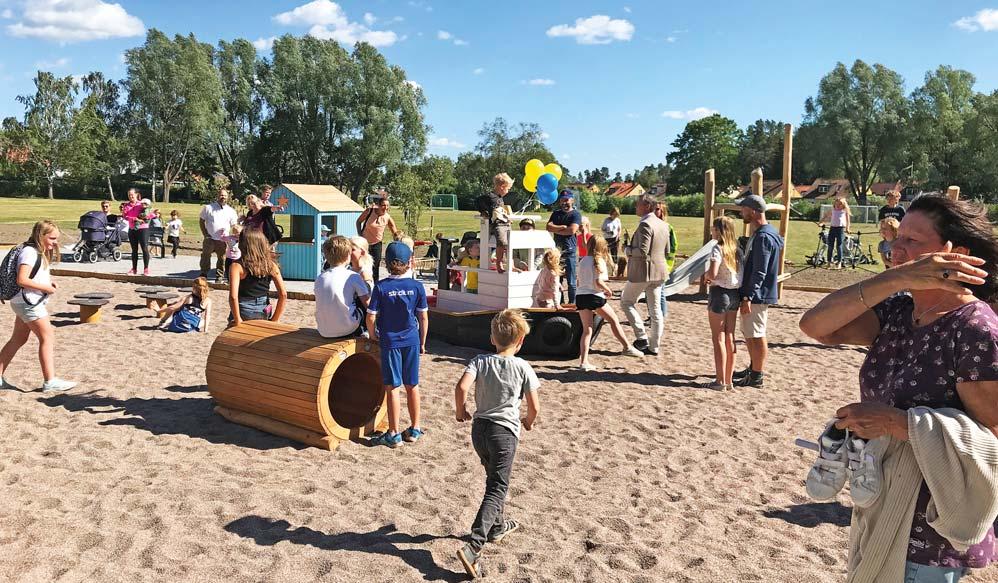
[163, 170, 171, 203]
[48, 177, 54, 199]
[106, 175, 115, 201]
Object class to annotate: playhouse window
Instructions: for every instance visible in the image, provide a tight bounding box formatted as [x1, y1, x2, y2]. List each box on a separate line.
[287, 215, 338, 243]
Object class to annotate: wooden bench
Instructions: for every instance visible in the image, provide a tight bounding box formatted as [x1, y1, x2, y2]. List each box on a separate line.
[67, 298, 110, 323]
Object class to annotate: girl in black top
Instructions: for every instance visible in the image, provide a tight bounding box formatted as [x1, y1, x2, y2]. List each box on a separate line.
[228, 229, 287, 326]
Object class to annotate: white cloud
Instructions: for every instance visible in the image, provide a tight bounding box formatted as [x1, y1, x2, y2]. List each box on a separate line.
[35, 57, 70, 69]
[623, 6, 631, 13]
[665, 36, 676, 43]
[661, 107, 718, 120]
[252, 36, 276, 50]
[429, 137, 465, 148]
[625, 112, 640, 119]
[473, 67, 485, 75]
[273, 0, 399, 47]
[546, 15, 634, 45]
[453, 38, 468, 46]
[7, 0, 144, 43]
[954, 9, 998, 32]
[405, 79, 421, 90]
[407, 1, 432, 12]
[1, 8, 13, 19]
[523, 78, 555, 86]
[436, 30, 451, 40]
[363, 12, 376, 26]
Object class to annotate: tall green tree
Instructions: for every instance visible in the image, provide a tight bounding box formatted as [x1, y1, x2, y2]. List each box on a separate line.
[214, 39, 261, 195]
[909, 66, 976, 190]
[16, 72, 78, 199]
[125, 29, 224, 202]
[69, 72, 127, 200]
[737, 120, 785, 182]
[803, 60, 908, 205]
[468, 117, 554, 208]
[666, 114, 742, 194]
[386, 155, 454, 236]
[967, 90, 998, 199]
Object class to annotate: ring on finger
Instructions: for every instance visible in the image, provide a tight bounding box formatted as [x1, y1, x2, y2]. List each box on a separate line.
[942, 269, 951, 279]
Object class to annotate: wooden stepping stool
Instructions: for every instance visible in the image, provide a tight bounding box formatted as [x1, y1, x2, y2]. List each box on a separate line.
[140, 292, 179, 313]
[67, 298, 110, 323]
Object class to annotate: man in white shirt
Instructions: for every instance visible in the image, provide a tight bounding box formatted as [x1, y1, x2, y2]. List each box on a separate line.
[315, 236, 370, 338]
[199, 189, 238, 283]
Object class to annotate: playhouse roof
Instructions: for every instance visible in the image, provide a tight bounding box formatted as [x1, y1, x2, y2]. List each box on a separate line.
[280, 183, 364, 213]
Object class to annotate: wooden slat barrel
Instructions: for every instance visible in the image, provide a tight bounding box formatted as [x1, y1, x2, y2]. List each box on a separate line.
[205, 320, 387, 450]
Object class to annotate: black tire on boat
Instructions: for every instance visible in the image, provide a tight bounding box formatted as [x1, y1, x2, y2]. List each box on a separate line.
[536, 316, 575, 355]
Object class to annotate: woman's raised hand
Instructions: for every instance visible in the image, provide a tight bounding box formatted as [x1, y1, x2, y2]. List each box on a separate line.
[890, 243, 987, 294]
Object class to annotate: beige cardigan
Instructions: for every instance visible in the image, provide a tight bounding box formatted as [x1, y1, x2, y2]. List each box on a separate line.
[847, 408, 998, 583]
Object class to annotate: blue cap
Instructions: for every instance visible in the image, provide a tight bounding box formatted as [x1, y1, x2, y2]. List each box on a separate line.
[559, 189, 575, 200]
[385, 240, 412, 264]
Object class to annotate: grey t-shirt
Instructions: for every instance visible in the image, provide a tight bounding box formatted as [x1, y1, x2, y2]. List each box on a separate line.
[465, 353, 540, 439]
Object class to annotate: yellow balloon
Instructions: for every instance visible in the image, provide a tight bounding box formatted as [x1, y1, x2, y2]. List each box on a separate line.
[523, 173, 539, 193]
[544, 163, 562, 181]
[524, 159, 545, 180]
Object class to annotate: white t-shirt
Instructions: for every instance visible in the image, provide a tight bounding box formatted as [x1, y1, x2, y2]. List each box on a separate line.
[709, 246, 741, 290]
[315, 265, 370, 338]
[11, 246, 50, 306]
[167, 219, 183, 237]
[200, 202, 238, 241]
[576, 255, 607, 297]
[601, 217, 621, 239]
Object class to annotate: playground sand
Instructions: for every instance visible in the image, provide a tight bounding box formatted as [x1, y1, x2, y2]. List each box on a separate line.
[1, 277, 996, 583]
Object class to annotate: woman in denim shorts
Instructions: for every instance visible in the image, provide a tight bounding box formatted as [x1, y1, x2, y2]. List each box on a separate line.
[704, 217, 742, 391]
[227, 229, 287, 326]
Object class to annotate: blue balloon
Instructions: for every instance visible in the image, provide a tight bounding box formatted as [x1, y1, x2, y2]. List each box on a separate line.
[537, 188, 558, 205]
[536, 172, 558, 197]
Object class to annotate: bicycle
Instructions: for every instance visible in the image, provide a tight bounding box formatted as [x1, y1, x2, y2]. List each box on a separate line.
[805, 224, 829, 267]
[843, 230, 879, 268]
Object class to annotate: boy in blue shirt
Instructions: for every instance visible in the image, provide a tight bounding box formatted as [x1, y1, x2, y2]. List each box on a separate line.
[454, 309, 540, 578]
[366, 241, 428, 448]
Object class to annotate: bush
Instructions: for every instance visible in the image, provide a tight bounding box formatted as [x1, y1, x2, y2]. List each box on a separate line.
[660, 193, 704, 217]
[596, 195, 635, 215]
[578, 189, 599, 213]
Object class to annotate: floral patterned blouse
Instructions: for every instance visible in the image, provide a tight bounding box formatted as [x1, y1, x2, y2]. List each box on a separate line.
[861, 294, 998, 567]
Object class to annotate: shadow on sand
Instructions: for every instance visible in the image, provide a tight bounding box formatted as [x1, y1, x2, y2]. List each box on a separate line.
[38, 388, 302, 451]
[225, 516, 466, 582]
[762, 502, 851, 528]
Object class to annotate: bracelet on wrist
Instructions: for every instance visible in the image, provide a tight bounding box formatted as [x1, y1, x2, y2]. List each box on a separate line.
[858, 280, 873, 309]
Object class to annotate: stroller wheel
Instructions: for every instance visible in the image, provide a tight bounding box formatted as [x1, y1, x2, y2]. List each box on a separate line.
[72, 250, 84, 262]
[112, 249, 122, 262]
[87, 251, 98, 263]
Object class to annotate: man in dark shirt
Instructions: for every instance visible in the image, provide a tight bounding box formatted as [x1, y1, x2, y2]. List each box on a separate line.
[877, 190, 906, 223]
[545, 190, 582, 303]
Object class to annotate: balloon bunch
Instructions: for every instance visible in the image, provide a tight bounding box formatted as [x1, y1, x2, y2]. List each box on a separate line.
[523, 159, 562, 205]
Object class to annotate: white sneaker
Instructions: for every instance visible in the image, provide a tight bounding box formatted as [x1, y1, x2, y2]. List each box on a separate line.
[620, 346, 644, 357]
[579, 363, 597, 372]
[847, 436, 887, 508]
[42, 378, 76, 392]
[805, 420, 849, 502]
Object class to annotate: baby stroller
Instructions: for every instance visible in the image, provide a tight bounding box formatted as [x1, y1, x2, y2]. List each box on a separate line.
[72, 211, 122, 263]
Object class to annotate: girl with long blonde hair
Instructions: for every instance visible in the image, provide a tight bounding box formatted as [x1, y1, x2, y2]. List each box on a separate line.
[0, 220, 76, 391]
[531, 247, 562, 308]
[704, 216, 742, 390]
[349, 236, 375, 290]
[825, 197, 851, 269]
[576, 234, 643, 371]
[228, 229, 287, 326]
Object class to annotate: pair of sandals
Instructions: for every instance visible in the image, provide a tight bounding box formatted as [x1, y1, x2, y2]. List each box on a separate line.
[370, 426, 424, 448]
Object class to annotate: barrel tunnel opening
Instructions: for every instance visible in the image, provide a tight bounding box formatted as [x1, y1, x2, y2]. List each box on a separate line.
[326, 353, 383, 429]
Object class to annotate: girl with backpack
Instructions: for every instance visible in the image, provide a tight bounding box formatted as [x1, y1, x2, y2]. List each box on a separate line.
[0, 220, 76, 392]
[156, 277, 212, 333]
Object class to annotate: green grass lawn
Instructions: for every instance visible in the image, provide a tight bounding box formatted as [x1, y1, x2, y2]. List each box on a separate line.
[0, 197, 885, 269]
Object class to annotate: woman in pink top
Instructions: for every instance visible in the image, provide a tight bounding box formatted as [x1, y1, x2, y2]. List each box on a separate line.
[121, 188, 151, 275]
[355, 196, 401, 283]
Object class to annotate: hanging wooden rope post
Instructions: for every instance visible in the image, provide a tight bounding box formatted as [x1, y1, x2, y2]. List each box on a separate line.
[777, 123, 794, 299]
[699, 168, 716, 294]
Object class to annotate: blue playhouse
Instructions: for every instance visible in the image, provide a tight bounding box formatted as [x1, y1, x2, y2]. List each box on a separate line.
[272, 183, 364, 280]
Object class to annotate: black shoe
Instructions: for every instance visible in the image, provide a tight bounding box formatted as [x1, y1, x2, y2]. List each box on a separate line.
[733, 366, 753, 381]
[735, 371, 764, 388]
[633, 338, 649, 351]
[641, 347, 659, 356]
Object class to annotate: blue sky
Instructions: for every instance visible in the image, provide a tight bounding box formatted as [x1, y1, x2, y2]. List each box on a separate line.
[0, 0, 997, 176]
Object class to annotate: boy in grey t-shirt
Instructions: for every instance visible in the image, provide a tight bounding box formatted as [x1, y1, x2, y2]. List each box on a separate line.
[454, 309, 540, 578]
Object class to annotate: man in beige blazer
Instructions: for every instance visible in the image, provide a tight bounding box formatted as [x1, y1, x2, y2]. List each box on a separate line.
[621, 194, 670, 356]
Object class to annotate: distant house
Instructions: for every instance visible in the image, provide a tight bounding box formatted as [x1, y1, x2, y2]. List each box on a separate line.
[732, 180, 802, 200]
[564, 182, 601, 193]
[799, 178, 854, 200]
[647, 182, 668, 196]
[870, 180, 903, 197]
[605, 182, 645, 198]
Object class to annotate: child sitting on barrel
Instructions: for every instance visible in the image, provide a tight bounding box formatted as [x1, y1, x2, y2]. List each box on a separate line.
[366, 241, 428, 448]
[315, 236, 370, 339]
[453, 309, 540, 578]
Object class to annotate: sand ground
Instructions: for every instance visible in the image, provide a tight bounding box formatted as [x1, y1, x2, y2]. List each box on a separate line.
[0, 276, 995, 583]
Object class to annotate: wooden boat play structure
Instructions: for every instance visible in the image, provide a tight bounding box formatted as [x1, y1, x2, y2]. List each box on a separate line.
[205, 320, 387, 450]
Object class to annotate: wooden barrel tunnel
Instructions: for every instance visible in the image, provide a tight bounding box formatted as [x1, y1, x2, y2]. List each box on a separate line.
[205, 320, 388, 450]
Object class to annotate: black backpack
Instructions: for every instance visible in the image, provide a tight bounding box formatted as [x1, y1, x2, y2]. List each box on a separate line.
[0, 243, 42, 304]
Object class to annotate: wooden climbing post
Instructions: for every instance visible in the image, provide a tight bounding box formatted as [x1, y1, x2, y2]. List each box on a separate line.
[700, 169, 716, 294]
[747, 168, 764, 237]
[947, 186, 960, 201]
[777, 123, 793, 299]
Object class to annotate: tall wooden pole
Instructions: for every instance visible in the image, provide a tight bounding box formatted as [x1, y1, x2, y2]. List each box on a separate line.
[700, 169, 716, 294]
[748, 168, 764, 237]
[777, 123, 793, 299]
[947, 186, 960, 201]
